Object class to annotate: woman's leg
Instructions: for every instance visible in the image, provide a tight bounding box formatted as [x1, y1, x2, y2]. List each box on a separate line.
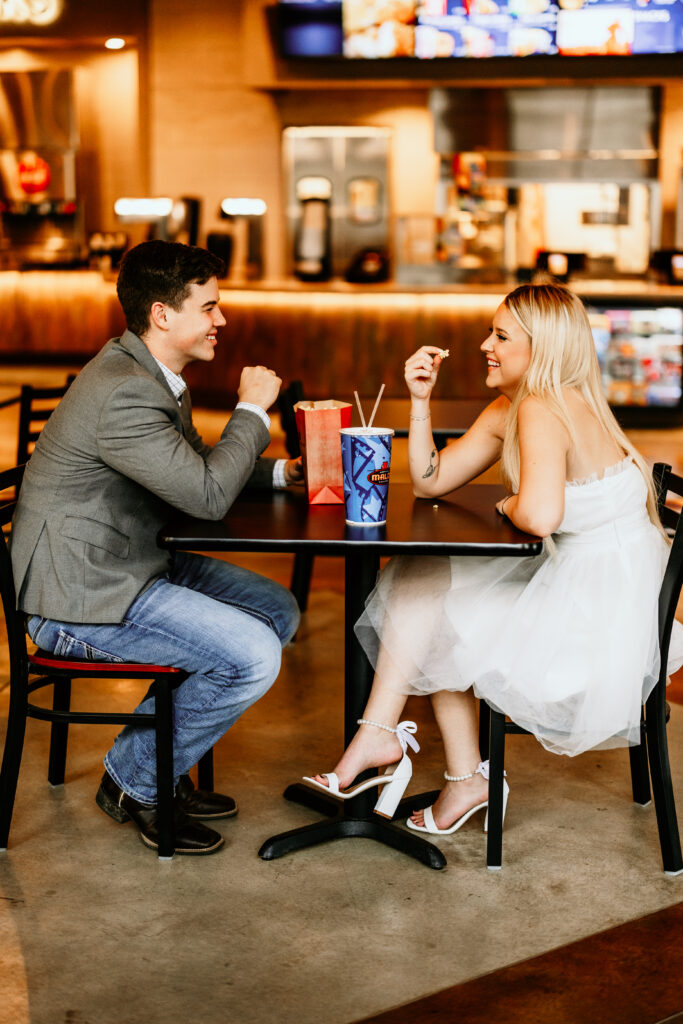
[310, 646, 411, 790]
[409, 689, 488, 829]
[311, 554, 451, 792]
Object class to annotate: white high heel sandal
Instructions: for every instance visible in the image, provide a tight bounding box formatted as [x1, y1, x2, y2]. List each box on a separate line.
[302, 719, 420, 819]
[406, 760, 509, 836]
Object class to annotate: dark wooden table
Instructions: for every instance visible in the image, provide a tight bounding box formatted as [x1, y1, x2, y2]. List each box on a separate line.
[158, 482, 542, 869]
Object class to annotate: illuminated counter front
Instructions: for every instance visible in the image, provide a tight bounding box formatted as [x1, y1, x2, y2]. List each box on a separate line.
[185, 285, 508, 404]
[0, 271, 125, 357]
[0, 275, 503, 395]
[1, 274, 682, 424]
[183, 283, 683, 425]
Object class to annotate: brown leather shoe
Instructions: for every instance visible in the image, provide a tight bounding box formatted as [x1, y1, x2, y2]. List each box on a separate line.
[176, 773, 237, 819]
[96, 772, 224, 855]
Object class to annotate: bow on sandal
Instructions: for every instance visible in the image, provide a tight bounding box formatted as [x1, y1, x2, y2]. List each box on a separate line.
[303, 719, 420, 819]
[406, 760, 509, 836]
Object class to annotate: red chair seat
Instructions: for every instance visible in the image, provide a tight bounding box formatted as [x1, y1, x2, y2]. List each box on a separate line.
[29, 650, 184, 674]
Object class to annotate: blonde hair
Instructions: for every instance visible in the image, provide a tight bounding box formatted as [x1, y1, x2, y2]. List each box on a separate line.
[499, 283, 663, 532]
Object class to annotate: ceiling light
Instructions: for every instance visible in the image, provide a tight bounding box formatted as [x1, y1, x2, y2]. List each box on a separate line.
[105, 38, 125, 50]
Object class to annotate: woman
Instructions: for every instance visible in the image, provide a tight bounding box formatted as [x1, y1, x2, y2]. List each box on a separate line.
[304, 283, 683, 836]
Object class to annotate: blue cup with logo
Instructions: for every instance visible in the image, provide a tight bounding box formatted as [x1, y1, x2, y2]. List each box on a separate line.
[340, 427, 394, 526]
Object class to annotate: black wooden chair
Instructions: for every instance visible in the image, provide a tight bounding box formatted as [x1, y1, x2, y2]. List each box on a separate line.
[277, 379, 305, 467]
[15, 376, 78, 465]
[0, 464, 213, 860]
[479, 461, 683, 874]
[277, 380, 314, 613]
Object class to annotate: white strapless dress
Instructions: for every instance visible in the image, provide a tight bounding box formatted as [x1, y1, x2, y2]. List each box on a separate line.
[355, 458, 683, 756]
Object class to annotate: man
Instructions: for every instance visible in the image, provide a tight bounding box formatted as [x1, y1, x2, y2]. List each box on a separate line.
[11, 240, 302, 855]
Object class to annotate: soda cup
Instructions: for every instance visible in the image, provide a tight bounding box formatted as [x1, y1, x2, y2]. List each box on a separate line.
[340, 427, 394, 526]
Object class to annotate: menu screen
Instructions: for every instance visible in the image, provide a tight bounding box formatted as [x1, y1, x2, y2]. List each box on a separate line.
[588, 306, 683, 408]
[279, 0, 683, 57]
[279, 1, 344, 57]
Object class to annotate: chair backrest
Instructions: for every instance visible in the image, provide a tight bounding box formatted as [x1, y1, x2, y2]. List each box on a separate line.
[653, 462, 683, 672]
[16, 375, 76, 465]
[277, 379, 305, 459]
[0, 465, 28, 688]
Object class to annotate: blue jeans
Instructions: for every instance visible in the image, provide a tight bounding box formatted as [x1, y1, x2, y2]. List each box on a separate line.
[27, 552, 300, 804]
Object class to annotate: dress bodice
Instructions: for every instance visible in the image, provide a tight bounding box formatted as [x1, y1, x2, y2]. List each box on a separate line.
[556, 457, 650, 538]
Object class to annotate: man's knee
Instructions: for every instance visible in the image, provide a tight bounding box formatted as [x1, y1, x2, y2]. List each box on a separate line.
[232, 626, 283, 699]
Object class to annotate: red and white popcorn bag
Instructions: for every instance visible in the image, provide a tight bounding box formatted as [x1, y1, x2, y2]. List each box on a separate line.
[294, 400, 353, 504]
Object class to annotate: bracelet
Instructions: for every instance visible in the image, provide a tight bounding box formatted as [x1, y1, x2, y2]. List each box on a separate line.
[409, 413, 431, 421]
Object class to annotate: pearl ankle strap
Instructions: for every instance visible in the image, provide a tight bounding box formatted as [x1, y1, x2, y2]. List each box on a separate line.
[444, 760, 491, 783]
[357, 718, 395, 734]
[357, 718, 420, 754]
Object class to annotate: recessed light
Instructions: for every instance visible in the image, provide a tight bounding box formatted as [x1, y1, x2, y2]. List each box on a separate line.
[114, 198, 174, 220]
[105, 38, 125, 50]
[220, 198, 267, 217]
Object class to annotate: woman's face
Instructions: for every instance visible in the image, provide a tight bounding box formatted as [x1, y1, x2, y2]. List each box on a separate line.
[480, 303, 532, 398]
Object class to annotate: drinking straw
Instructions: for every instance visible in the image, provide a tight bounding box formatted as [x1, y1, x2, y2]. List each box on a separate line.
[354, 390, 366, 428]
[367, 383, 385, 430]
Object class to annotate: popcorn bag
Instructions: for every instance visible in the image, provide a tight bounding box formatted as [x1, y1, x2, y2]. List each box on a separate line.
[294, 400, 353, 504]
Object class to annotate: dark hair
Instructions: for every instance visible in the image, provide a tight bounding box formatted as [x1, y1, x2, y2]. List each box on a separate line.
[116, 240, 226, 338]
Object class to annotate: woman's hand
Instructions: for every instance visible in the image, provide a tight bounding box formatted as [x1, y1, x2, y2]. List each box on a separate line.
[404, 346, 447, 402]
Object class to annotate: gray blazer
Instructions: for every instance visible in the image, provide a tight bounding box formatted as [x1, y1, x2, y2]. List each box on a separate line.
[11, 330, 274, 623]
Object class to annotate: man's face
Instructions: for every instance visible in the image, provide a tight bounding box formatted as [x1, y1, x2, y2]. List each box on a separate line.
[160, 277, 226, 372]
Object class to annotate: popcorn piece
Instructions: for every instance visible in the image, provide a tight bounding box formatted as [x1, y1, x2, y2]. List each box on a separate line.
[438, 348, 450, 359]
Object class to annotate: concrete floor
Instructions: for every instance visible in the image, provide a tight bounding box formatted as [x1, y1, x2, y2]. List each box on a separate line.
[2, 367, 683, 1024]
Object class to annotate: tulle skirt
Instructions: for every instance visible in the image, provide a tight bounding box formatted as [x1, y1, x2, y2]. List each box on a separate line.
[354, 526, 683, 757]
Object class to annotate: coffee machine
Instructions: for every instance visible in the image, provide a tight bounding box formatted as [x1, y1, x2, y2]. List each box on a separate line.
[206, 197, 266, 281]
[114, 196, 201, 245]
[283, 126, 391, 281]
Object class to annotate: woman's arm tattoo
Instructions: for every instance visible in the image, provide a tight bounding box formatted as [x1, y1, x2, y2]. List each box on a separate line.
[422, 449, 438, 479]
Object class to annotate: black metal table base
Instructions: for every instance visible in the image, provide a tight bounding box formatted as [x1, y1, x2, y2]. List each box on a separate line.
[258, 551, 451, 872]
[259, 810, 446, 870]
[283, 781, 339, 816]
[257, 782, 447, 870]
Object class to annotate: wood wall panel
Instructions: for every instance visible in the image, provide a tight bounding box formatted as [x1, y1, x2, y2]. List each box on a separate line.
[660, 83, 683, 248]
[184, 289, 504, 406]
[5, 274, 681, 412]
[0, 272, 502, 394]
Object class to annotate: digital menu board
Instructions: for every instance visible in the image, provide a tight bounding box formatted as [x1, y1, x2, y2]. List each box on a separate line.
[279, 0, 683, 58]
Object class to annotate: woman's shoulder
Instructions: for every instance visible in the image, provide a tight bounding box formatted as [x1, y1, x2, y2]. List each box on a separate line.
[481, 394, 511, 420]
[517, 391, 567, 423]
[519, 388, 591, 421]
[476, 394, 510, 437]
[516, 393, 573, 450]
